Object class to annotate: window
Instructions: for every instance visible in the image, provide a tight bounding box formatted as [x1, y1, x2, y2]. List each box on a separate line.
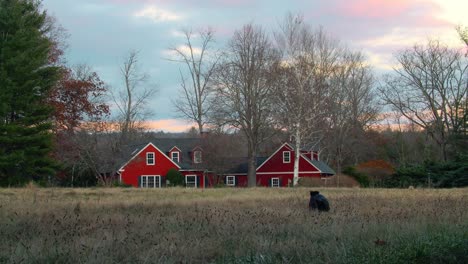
[185, 175, 197, 188]
[271, 177, 280, 187]
[226, 176, 235, 186]
[193, 150, 202, 163]
[140, 176, 161, 188]
[283, 151, 291, 163]
[146, 152, 155, 165]
[171, 152, 179, 163]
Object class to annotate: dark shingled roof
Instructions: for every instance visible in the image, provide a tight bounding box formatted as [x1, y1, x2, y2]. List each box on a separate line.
[304, 157, 335, 175]
[120, 138, 204, 170]
[150, 138, 202, 169]
[225, 157, 268, 174]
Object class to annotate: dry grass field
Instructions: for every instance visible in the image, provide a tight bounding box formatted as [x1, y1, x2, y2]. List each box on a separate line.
[0, 187, 467, 263]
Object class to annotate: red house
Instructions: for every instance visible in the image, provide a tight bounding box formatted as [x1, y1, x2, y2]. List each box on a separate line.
[222, 143, 335, 187]
[118, 138, 208, 188]
[118, 140, 334, 188]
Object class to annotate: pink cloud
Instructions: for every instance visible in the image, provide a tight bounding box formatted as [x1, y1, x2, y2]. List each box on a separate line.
[144, 119, 195, 132]
[327, 0, 447, 26]
[104, 0, 249, 8]
[339, 0, 413, 19]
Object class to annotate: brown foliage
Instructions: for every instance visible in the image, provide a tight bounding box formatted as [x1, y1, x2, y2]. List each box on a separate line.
[48, 67, 109, 133]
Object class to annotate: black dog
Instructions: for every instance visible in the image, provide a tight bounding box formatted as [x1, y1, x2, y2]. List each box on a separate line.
[309, 191, 330, 212]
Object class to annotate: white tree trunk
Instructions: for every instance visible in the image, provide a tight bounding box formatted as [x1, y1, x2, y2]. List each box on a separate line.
[293, 124, 301, 186]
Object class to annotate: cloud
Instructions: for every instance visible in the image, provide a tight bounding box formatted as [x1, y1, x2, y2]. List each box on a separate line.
[144, 119, 195, 132]
[170, 30, 186, 38]
[134, 5, 183, 22]
[162, 45, 203, 60]
[332, 0, 442, 20]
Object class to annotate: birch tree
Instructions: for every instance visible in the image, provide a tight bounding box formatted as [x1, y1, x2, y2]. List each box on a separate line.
[213, 24, 279, 187]
[273, 14, 340, 186]
[380, 40, 468, 161]
[171, 28, 218, 133]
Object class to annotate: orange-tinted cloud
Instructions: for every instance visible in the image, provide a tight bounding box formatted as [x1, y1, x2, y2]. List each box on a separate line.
[143, 119, 196, 132]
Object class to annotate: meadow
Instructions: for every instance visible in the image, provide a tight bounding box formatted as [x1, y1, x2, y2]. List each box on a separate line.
[0, 187, 467, 263]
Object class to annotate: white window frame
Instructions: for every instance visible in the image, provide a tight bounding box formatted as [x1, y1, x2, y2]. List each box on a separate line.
[226, 176, 235, 186]
[185, 175, 197, 188]
[271, 177, 280, 187]
[193, 150, 202, 164]
[146, 152, 155, 165]
[140, 175, 161, 188]
[171, 151, 179, 163]
[283, 151, 291, 163]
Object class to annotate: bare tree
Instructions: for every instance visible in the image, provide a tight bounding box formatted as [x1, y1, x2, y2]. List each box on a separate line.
[113, 50, 157, 140]
[456, 25, 468, 48]
[170, 28, 218, 133]
[273, 14, 341, 186]
[380, 40, 468, 161]
[326, 50, 378, 177]
[212, 24, 279, 187]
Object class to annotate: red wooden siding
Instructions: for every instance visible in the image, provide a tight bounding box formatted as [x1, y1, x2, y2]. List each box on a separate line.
[257, 144, 320, 174]
[120, 144, 179, 187]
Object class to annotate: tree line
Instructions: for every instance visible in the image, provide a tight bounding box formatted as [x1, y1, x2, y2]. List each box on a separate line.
[0, 0, 466, 187]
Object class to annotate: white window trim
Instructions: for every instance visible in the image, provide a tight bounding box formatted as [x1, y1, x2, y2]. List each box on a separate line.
[171, 151, 179, 163]
[193, 150, 202, 164]
[271, 177, 280, 187]
[226, 176, 235, 186]
[283, 151, 291, 163]
[146, 152, 155, 165]
[185, 175, 197, 188]
[140, 175, 161, 188]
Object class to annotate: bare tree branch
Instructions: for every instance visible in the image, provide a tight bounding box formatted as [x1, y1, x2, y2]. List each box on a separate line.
[212, 24, 279, 187]
[170, 28, 219, 133]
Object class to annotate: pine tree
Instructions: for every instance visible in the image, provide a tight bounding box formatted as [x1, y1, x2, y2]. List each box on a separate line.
[0, 0, 60, 186]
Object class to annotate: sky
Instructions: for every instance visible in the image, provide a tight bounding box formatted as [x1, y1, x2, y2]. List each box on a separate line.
[41, 0, 468, 132]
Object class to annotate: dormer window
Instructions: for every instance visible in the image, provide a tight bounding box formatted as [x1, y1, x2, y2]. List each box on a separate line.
[171, 151, 179, 163]
[283, 151, 291, 163]
[193, 150, 202, 164]
[146, 152, 155, 165]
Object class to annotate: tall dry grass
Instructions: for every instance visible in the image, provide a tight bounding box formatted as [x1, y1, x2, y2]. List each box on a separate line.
[0, 187, 467, 263]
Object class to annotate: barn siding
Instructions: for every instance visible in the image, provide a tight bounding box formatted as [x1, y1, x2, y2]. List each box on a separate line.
[121, 144, 179, 188]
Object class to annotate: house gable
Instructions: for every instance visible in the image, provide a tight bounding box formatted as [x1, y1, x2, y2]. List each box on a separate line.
[256, 143, 321, 174]
[119, 143, 181, 187]
[169, 146, 182, 163]
[191, 146, 203, 164]
[119, 143, 181, 172]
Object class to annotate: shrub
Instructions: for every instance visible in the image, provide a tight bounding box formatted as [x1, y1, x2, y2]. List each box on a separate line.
[342, 166, 370, 187]
[385, 154, 468, 188]
[166, 168, 184, 186]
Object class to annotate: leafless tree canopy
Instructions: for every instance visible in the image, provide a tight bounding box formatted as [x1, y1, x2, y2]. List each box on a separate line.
[113, 50, 158, 140]
[212, 24, 279, 186]
[326, 50, 378, 174]
[380, 40, 468, 160]
[170, 28, 218, 133]
[273, 13, 344, 185]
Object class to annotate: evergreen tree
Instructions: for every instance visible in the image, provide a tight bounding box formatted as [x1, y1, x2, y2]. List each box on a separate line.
[0, 0, 60, 186]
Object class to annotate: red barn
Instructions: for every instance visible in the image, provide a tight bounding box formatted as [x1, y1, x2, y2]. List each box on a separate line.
[118, 138, 208, 188]
[118, 140, 334, 188]
[222, 143, 335, 187]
